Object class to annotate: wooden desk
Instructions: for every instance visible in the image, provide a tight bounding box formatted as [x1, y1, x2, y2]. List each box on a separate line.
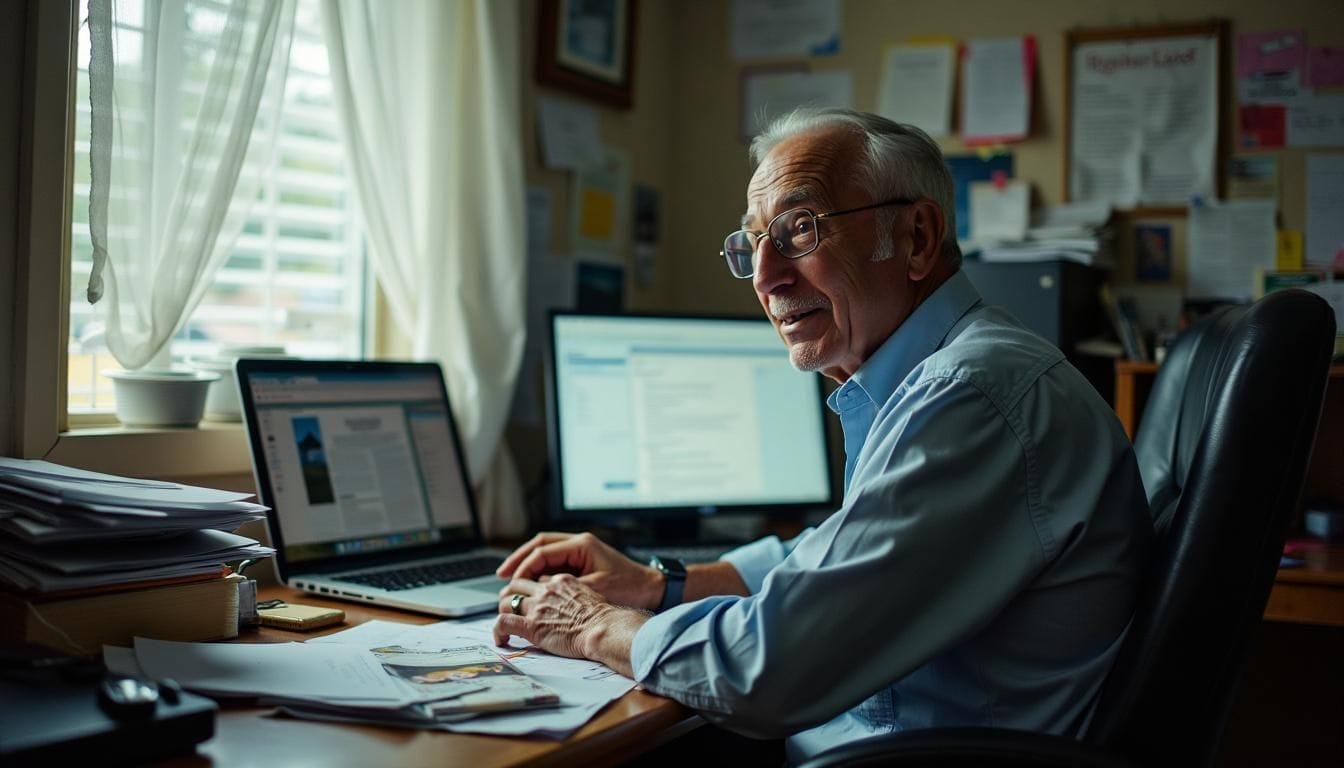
[169, 586, 701, 767]
[1113, 360, 1344, 627]
[1266, 544, 1344, 627]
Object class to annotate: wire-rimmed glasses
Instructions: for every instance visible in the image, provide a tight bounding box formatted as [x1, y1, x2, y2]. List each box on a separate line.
[720, 197, 916, 279]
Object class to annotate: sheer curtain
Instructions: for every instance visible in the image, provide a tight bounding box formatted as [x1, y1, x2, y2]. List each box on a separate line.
[86, 0, 296, 370]
[321, 0, 527, 536]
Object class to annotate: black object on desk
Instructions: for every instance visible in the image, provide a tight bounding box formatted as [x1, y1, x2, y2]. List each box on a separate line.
[0, 645, 216, 766]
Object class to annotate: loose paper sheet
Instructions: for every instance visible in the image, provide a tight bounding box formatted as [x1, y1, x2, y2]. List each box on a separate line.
[962, 37, 1033, 144]
[1187, 200, 1276, 300]
[1306, 154, 1344, 267]
[536, 95, 603, 171]
[731, 0, 841, 60]
[742, 69, 853, 138]
[1070, 36, 1218, 207]
[876, 43, 955, 137]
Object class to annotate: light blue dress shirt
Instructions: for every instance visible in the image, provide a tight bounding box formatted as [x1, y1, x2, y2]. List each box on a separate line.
[629, 270, 1153, 764]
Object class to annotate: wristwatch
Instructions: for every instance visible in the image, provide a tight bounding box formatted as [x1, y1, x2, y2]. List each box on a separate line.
[649, 555, 687, 612]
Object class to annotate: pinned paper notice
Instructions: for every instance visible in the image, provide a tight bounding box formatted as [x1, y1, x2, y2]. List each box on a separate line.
[1306, 154, 1344, 268]
[877, 43, 955, 137]
[969, 179, 1029, 242]
[536, 95, 603, 171]
[1187, 199, 1276, 300]
[1277, 230, 1304, 271]
[962, 37, 1034, 144]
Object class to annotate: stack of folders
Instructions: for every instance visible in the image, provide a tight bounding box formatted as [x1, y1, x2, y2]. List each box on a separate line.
[0, 457, 273, 655]
[974, 200, 1116, 269]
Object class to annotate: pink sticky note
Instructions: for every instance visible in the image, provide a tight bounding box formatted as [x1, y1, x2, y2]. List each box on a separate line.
[1307, 46, 1344, 88]
[1237, 29, 1305, 77]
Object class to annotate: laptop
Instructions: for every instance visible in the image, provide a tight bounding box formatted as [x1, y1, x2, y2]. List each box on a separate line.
[236, 358, 508, 617]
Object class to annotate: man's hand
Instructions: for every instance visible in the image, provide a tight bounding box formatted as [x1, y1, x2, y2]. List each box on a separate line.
[493, 574, 647, 678]
[496, 532, 664, 610]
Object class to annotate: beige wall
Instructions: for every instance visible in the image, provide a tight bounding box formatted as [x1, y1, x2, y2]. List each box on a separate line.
[660, 0, 1344, 315]
[504, 0, 1342, 508]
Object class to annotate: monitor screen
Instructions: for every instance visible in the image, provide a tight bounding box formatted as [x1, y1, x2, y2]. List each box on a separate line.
[546, 312, 836, 527]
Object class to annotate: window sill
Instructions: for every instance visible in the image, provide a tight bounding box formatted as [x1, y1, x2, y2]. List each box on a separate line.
[46, 421, 253, 480]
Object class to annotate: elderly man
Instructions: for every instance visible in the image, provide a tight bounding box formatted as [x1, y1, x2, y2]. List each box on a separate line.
[493, 108, 1152, 763]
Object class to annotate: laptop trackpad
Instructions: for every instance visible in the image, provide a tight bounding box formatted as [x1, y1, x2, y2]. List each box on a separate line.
[462, 577, 508, 595]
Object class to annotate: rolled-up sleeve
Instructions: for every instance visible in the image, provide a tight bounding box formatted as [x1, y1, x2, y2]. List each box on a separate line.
[626, 376, 1049, 737]
[718, 528, 812, 593]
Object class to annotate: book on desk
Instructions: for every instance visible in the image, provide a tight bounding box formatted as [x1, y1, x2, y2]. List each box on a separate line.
[0, 572, 245, 656]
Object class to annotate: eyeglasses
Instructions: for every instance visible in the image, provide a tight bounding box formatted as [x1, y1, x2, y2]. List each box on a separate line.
[720, 197, 916, 279]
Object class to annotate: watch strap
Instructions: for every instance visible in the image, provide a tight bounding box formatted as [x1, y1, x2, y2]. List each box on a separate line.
[651, 556, 687, 612]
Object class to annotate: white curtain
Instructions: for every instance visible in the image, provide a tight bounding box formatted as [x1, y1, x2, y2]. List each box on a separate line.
[86, 0, 296, 370]
[321, 0, 528, 536]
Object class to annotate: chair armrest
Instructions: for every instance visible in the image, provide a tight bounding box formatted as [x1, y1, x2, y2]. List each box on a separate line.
[796, 727, 1139, 768]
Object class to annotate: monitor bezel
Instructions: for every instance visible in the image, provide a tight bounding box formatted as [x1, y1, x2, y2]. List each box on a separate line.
[543, 309, 839, 527]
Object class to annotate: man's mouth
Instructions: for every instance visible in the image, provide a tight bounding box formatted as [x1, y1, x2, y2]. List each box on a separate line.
[780, 308, 821, 326]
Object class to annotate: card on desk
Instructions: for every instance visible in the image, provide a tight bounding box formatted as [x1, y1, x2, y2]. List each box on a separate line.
[257, 603, 345, 631]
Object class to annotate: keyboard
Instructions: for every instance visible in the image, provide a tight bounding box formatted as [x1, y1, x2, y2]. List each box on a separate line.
[341, 555, 501, 592]
[624, 543, 737, 565]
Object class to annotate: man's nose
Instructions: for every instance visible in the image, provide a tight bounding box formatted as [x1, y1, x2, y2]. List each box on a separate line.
[752, 237, 795, 295]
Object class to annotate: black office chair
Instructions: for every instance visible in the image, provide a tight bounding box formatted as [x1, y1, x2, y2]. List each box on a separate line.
[799, 289, 1336, 768]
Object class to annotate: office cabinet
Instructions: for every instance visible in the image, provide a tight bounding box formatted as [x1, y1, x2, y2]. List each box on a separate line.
[962, 259, 1111, 399]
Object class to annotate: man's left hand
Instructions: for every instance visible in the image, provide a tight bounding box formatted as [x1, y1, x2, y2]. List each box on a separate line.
[494, 574, 648, 678]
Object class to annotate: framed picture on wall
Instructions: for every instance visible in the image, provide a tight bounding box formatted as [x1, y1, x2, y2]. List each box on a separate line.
[537, 0, 638, 109]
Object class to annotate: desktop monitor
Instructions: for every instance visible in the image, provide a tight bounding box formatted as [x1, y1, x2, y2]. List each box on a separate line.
[545, 311, 837, 542]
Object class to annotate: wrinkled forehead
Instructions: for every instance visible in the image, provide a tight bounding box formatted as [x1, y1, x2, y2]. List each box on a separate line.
[742, 129, 856, 229]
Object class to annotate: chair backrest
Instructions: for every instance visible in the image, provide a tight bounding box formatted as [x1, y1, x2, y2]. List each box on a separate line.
[1085, 289, 1336, 767]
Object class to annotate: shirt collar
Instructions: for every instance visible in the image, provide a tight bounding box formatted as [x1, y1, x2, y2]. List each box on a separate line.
[828, 269, 982, 411]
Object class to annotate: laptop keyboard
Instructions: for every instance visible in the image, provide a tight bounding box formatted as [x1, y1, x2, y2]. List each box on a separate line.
[342, 555, 502, 591]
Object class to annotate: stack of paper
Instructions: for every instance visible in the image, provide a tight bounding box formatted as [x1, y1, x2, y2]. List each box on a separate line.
[968, 200, 1115, 269]
[0, 458, 272, 592]
[105, 615, 636, 739]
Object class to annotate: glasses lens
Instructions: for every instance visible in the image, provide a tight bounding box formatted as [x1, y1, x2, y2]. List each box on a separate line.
[723, 230, 756, 278]
[770, 209, 817, 259]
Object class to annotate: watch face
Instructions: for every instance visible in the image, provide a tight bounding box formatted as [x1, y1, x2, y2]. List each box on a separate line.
[653, 556, 686, 578]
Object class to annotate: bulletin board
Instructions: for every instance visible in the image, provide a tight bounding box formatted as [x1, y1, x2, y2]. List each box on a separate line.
[1064, 20, 1229, 215]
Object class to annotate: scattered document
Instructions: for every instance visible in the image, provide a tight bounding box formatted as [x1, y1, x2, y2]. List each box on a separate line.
[535, 95, 603, 171]
[133, 638, 421, 703]
[731, 0, 841, 60]
[962, 37, 1034, 144]
[1306, 154, 1344, 267]
[876, 43, 955, 137]
[1187, 199, 1276, 300]
[966, 200, 1114, 269]
[968, 180, 1030, 242]
[1070, 35, 1218, 207]
[742, 69, 854, 139]
[309, 616, 637, 738]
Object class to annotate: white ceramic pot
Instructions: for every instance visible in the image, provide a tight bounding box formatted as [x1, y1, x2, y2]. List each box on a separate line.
[104, 369, 220, 427]
[191, 346, 288, 422]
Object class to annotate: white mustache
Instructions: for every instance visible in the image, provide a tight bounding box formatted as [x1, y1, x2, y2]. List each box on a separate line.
[769, 296, 829, 321]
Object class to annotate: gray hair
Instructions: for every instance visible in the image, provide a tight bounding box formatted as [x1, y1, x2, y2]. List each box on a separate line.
[749, 108, 962, 268]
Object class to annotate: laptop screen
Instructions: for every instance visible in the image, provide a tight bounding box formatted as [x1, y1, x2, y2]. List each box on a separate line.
[238, 362, 479, 565]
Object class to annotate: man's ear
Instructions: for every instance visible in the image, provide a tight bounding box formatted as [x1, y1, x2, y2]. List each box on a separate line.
[906, 200, 945, 281]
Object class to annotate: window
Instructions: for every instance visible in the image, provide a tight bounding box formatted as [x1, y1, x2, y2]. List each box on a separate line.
[67, 0, 368, 415]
